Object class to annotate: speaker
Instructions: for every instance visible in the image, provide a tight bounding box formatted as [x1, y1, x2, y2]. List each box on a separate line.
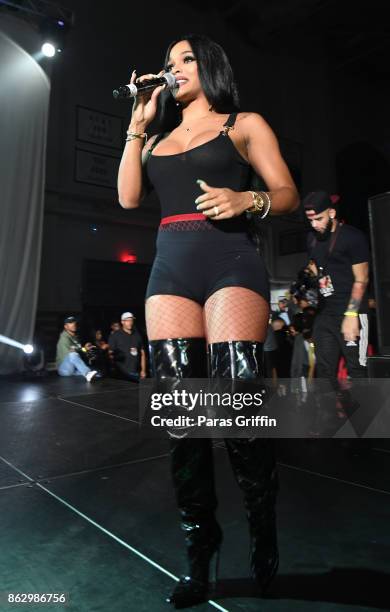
[368, 192, 390, 354]
[367, 356, 390, 378]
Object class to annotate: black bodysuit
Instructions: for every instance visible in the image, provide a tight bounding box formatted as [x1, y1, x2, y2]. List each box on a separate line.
[145, 113, 269, 305]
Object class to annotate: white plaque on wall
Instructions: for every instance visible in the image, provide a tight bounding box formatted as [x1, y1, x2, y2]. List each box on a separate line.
[76, 106, 123, 149]
[75, 148, 120, 189]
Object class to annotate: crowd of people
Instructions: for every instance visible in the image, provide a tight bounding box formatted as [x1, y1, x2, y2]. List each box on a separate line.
[55, 312, 146, 382]
[265, 190, 375, 394]
[268, 294, 377, 388]
[265, 297, 316, 384]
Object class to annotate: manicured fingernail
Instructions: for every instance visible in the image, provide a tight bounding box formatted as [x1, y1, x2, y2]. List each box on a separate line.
[196, 204, 201, 210]
[195, 198, 199, 204]
[196, 179, 204, 185]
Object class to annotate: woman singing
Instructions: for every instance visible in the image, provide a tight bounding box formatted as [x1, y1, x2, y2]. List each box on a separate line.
[118, 34, 298, 608]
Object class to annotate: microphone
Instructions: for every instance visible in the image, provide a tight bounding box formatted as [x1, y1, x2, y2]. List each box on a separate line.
[113, 72, 177, 100]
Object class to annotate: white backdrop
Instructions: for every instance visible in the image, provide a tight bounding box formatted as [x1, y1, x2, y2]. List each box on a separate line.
[0, 28, 50, 374]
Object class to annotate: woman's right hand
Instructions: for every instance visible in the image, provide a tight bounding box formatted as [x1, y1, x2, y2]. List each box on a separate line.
[129, 69, 166, 130]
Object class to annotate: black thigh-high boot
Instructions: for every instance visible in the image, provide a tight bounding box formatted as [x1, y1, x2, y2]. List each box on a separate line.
[209, 340, 279, 594]
[149, 338, 223, 609]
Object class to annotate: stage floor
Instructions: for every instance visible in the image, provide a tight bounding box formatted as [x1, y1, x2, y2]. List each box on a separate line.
[0, 374, 389, 611]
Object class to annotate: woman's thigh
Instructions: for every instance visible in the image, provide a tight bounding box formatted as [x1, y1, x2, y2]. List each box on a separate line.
[204, 287, 269, 343]
[146, 295, 205, 340]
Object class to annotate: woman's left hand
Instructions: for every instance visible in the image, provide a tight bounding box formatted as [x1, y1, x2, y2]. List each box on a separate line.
[195, 179, 251, 220]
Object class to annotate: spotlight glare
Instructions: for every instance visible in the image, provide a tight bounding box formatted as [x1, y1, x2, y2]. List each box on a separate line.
[23, 344, 34, 354]
[41, 42, 56, 58]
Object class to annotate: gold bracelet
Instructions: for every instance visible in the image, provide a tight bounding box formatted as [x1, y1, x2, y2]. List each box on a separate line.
[125, 130, 147, 142]
[246, 191, 265, 214]
[261, 191, 272, 219]
[344, 311, 359, 317]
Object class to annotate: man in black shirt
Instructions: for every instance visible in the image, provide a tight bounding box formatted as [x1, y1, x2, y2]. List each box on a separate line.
[108, 312, 147, 382]
[303, 191, 370, 389]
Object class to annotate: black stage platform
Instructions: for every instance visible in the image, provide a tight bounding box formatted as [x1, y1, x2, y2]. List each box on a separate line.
[0, 375, 389, 612]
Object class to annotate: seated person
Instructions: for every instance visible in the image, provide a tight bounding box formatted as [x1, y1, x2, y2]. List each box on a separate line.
[56, 316, 102, 381]
[109, 320, 121, 335]
[108, 312, 146, 382]
[89, 329, 110, 374]
[94, 329, 109, 351]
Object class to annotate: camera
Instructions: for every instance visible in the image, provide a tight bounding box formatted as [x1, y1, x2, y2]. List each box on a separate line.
[290, 264, 319, 306]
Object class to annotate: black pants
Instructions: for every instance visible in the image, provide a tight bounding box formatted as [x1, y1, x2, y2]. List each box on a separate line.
[115, 365, 140, 382]
[313, 313, 368, 388]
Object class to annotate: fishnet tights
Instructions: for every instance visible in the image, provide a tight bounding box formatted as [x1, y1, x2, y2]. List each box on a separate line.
[146, 295, 204, 339]
[205, 287, 269, 342]
[146, 287, 269, 342]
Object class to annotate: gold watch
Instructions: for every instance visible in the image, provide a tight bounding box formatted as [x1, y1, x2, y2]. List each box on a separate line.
[246, 191, 265, 214]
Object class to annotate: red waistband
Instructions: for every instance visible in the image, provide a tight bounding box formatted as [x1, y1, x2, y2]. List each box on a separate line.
[160, 213, 207, 226]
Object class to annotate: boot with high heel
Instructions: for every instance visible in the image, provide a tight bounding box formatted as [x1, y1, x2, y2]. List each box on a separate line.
[149, 338, 223, 608]
[166, 500, 222, 608]
[209, 340, 279, 595]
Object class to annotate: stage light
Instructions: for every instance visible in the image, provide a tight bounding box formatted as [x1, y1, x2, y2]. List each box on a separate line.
[41, 42, 56, 58]
[23, 344, 34, 354]
[119, 251, 138, 264]
[0, 2, 73, 60]
[0, 334, 29, 351]
[39, 17, 69, 58]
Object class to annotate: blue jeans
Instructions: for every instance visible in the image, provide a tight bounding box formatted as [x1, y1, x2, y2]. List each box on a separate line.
[58, 352, 91, 377]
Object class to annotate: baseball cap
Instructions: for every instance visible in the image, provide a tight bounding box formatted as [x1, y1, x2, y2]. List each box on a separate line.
[64, 316, 77, 324]
[303, 191, 339, 214]
[121, 312, 135, 320]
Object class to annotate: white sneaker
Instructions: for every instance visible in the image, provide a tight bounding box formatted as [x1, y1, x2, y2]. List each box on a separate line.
[86, 370, 98, 382]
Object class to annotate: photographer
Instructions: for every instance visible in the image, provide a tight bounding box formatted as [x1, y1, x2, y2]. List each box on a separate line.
[56, 316, 102, 382]
[303, 191, 369, 389]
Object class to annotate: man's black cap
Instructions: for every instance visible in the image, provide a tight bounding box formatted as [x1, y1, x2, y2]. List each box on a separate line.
[64, 316, 77, 324]
[303, 191, 340, 214]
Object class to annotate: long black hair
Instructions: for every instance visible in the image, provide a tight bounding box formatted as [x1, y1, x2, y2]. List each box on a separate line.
[158, 34, 240, 132]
